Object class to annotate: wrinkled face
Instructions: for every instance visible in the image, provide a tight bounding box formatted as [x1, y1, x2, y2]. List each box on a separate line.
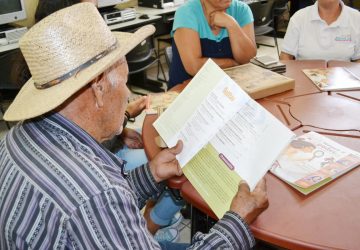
[206, 0, 232, 10]
[101, 59, 130, 139]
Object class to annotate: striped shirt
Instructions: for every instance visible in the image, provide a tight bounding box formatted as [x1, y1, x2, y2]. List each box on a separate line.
[0, 112, 255, 249]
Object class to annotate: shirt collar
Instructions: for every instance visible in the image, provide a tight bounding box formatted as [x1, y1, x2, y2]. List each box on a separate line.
[310, 0, 347, 27]
[310, 1, 322, 21]
[331, 0, 347, 28]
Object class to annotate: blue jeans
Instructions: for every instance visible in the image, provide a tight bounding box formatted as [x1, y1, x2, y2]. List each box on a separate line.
[151, 190, 184, 226]
[158, 241, 189, 250]
[116, 145, 184, 226]
[116, 146, 148, 170]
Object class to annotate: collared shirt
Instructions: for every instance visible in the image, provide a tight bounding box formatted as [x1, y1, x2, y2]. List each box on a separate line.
[0, 112, 255, 249]
[282, 1, 360, 61]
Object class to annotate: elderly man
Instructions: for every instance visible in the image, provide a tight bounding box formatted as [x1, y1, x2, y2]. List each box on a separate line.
[0, 3, 268, 249]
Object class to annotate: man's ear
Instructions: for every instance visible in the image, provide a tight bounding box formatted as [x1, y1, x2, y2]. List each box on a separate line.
[91, 76, 105, 108]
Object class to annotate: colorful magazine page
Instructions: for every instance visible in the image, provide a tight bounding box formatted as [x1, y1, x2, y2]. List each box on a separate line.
[303, 67, 360, 91]
[271, 132, 360, 194]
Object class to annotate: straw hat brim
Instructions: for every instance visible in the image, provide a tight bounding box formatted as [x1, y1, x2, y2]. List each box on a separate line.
[4, 25, 155, 121]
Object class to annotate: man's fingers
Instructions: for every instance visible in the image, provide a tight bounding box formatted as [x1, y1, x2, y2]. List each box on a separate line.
[238, 180, 250, 194]
[176, 161, 183, 176]
[253, 178, 269, 208]
[138, 96, 147, 108]
[253, 178, 267, 194]
[168, 140, 183, 155]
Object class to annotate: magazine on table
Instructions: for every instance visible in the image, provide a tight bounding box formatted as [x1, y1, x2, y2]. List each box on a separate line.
[303, 67, 360, 91]
[271, 132, 360, 195]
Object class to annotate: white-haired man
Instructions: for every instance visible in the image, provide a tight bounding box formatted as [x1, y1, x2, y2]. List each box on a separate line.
[0, 3, 268, 249]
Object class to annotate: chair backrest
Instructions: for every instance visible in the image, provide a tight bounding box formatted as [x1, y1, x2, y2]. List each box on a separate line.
[126, 36, 153, 64]
[273, 0, 289, 9]
[249, 0, 275, 27]
[0, 49, 30, 91]
[126, 35, 158, 75]
[164, 46, 173, 68]
[273, 0, 289, 16]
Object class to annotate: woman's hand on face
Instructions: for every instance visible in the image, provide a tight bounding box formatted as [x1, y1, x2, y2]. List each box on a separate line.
[209, 11, 236, 30]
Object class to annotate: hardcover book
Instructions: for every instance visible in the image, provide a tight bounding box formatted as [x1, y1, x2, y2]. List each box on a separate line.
[303, 67, 360, 91]
[253, 55, 278, 66]
[224, 63, 294, 100]
[271, 132, 360, 195]
[250, 58, 286, 74]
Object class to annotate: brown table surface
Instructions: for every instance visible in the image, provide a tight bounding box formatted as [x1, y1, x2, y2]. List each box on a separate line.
[142, 60, 360, 250]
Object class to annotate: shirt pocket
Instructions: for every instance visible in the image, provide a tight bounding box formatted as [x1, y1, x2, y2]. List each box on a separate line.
[332, 28, 355, 59]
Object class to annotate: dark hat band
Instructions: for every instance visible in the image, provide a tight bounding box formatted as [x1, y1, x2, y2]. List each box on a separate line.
[33, 41, 118, 89]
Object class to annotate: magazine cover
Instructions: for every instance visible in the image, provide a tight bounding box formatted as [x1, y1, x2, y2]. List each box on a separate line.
[271, 132, 360, 194]
[303, 67, 360, 91]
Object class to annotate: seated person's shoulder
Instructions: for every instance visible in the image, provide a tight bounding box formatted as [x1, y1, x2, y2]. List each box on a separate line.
[230, 0, 251, 12]
[228, 0, 253, 24]
[175, 0, 200, 22]
[232, 0, 248, 7]
[345, 5, 360, 19]
[177, 0, 199, 13]
[292, 6, 313, 20]
[174, 0, 201, 25]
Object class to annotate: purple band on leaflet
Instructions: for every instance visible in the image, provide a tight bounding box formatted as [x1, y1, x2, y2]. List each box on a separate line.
[219, 153, 235, 170]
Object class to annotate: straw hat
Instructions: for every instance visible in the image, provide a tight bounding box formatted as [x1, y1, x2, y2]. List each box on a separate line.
[4, 3, 155, 121]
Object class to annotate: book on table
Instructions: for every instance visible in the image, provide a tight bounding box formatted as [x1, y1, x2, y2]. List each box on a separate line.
[250, 58, 286, 74]
[303, 67, 360, 91]
[224, 63, 294, 100]
[270, 132, 360, 195]
[153, 59, 295, 218]
[253, 55, 279, 66]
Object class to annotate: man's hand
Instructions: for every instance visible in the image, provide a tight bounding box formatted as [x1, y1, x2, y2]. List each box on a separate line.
[121, 128, 143, 149]
[126, 96, 147, 118]
[230, 178, 269, 224]
[149, 141, 183, 183]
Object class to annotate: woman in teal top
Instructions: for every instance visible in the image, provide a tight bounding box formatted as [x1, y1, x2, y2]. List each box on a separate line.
[168, 0, 256, 87]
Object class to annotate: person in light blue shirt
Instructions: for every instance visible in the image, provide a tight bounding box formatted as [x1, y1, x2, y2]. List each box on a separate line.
[168, 0, 256, 88]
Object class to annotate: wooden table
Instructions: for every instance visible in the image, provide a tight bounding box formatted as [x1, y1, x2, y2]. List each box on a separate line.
[142, 60, 360, 250]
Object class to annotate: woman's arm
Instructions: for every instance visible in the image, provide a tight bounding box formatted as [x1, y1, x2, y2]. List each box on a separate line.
[212, 11, 257, 64]
[174, 28, 238, 76]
